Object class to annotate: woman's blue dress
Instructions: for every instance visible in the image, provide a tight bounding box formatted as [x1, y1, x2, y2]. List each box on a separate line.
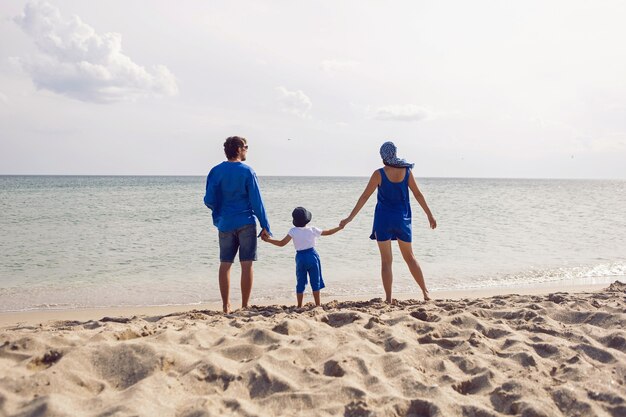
[370, 167, 412, 242]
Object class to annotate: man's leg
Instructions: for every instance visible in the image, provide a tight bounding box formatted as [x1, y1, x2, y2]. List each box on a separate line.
[237, 224, 257, 309]
[219, 262, 232, 313]
[240, 260, 253, 309]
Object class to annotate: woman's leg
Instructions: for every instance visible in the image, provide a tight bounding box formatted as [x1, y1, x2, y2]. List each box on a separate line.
[377, 240, 394, 303]
[397, 239, 430, 300]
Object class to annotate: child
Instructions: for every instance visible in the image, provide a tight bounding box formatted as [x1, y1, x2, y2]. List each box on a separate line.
[262, 207, 343, 308]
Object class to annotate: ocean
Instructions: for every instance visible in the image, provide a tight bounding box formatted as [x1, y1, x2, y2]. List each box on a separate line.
[1, 175, 625, 312]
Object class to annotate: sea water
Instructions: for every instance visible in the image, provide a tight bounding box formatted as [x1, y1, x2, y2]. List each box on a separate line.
[1, 175, 625, 312]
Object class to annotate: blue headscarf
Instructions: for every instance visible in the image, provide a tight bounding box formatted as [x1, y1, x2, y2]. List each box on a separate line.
[380, 141, 414, 169]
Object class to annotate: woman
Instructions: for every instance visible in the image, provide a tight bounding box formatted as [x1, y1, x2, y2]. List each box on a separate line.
[340, 141, 437, 302]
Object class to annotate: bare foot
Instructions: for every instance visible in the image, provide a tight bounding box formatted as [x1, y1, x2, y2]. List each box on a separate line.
[423, 291, 431, 301]
[223, 304, 231, 314]
[384, 298, 398, 305]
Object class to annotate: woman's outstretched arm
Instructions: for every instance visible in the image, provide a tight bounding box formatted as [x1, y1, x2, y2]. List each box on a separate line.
[340, 170, 381, 227]
[408, 173, 437, 229]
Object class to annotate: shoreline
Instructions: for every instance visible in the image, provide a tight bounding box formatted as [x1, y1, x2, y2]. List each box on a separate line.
[0, 280, 613, 328]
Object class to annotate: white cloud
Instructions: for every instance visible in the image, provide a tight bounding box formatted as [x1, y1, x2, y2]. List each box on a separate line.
[373, 104, 431, 122]
[13, 1, 178, 103]
[0, 92, 8, 105]
[276, 86, 312, 118]
[320, 59, 359, 74]
[590, 133, 626, 152]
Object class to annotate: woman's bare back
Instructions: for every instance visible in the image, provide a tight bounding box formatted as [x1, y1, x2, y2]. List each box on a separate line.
[382, 166, 407, 183]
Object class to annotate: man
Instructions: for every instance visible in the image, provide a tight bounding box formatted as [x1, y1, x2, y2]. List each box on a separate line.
[204, 136, 271, 313]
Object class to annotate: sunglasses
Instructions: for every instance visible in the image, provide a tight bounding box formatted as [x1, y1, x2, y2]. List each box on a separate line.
[241, 145, 249, 150]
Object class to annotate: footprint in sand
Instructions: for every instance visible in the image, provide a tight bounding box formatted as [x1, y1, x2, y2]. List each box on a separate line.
[490, 381, 556, 416]
[452, 371, 493, 395]
[460, 405, 499, 417]
[481, 327, 511, 339]
[574, 343, 616, 364]
[28, 349, 63, 370]
[529, 342, 560, 358]
[322, 312, 363, 328]
[551, 387, 595, 417]
[384, 336, 407, 352]
[192, 361, 238, 390]
[597, 333, 626, 353]
[271, 319, 310, 335]
[410, 309, 441, 322]
[91, 344, 158, 390]
[245, 364, 293, 399]
[323, 359, 345, 377]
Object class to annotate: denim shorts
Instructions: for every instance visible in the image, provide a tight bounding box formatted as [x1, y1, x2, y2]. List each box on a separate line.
[219, 224, 257, 263]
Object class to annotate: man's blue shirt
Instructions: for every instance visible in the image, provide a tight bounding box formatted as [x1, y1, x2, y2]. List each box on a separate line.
[204, 161, 271, 234]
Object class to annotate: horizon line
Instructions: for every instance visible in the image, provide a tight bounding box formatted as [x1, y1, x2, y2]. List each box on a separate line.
[0, 174, 624, 181]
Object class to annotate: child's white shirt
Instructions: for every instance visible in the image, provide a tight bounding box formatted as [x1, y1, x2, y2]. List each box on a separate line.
[288, 226, 322, 251]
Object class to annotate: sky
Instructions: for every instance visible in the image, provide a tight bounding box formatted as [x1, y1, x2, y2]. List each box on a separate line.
[1, 0, 625, 179]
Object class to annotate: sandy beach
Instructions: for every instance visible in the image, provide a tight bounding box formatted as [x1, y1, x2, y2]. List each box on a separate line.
[1, 282, 624, 417]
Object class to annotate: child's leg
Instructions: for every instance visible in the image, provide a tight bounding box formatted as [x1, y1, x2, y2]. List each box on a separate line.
[296, 293, 304, 308]
[295, 256, 307, 307]
[308, 251, 324, 307]
[312, 291, 321, 306]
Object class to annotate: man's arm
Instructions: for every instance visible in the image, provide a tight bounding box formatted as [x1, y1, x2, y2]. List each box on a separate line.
[204, 172, 217, 210]
[247, 172, 272, 236]
[262, 234, 292, 247]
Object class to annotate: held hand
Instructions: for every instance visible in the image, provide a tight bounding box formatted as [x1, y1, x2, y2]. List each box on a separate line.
[260, 229, 270, 240]
[428, 216, 437, 230]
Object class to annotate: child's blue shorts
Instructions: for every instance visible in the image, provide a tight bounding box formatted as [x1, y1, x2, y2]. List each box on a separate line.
[295, 248, 325, 294]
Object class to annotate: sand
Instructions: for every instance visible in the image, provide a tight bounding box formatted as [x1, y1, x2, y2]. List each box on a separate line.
[0, 281, 624, 417]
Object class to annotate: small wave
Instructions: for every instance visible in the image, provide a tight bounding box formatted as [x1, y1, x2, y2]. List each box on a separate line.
[433, 262, 626, 291]
[501, 262, 626, 284]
